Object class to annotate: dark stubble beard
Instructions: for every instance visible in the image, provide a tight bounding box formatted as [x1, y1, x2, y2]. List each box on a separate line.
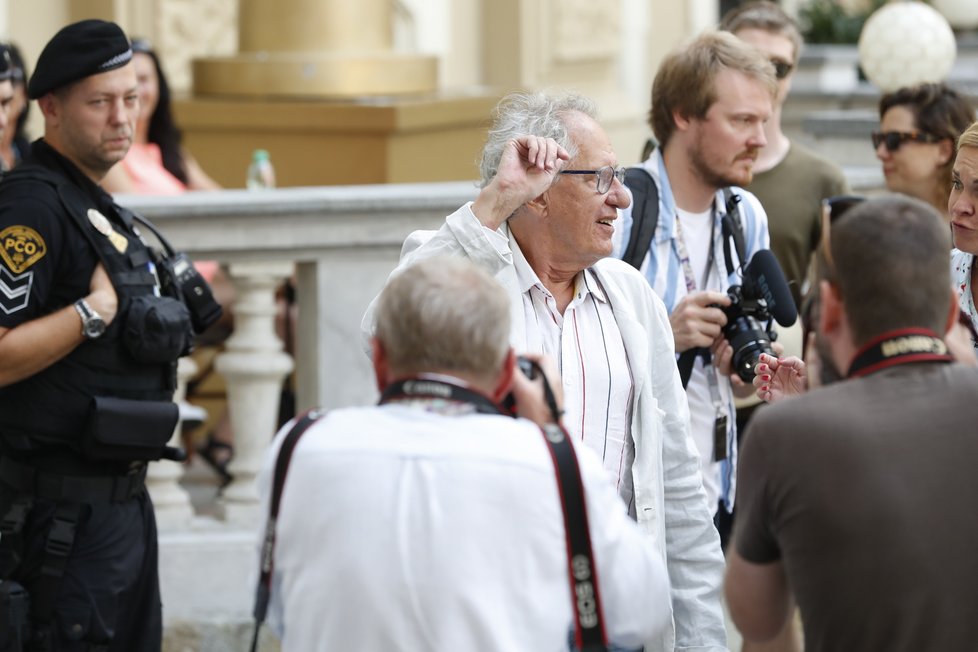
[815, 329, 844, 386]
[689, 130, 754, 190]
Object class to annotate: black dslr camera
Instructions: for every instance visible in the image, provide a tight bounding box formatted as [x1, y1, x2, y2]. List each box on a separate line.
[502, 356, 561, 422]
[719, 285, 776, 383]
[718, 249, 797, 383]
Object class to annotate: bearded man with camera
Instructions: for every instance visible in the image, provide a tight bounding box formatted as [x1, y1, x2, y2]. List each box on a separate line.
[615, 31, 777, 532]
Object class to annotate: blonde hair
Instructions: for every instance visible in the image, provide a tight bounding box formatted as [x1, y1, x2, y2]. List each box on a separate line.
[957, 120, 978, 151]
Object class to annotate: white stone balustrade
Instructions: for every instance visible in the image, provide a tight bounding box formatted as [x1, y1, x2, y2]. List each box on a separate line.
[217, 261, 295, 524]
[122, 182, 478, 520]
[145, 356, 198, 530]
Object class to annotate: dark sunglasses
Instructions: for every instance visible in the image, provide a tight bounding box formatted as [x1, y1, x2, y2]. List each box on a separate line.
[822, 195, 866, 224]
[769, 58, 793, 80]
[871, 130, 941, 152]
[819, 195, 866, 277]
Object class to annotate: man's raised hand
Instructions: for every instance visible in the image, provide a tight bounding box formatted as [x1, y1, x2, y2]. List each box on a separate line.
[472, 136, 570, 230]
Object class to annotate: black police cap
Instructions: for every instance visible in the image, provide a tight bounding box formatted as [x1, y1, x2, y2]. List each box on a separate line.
[27, 19, 132, 99]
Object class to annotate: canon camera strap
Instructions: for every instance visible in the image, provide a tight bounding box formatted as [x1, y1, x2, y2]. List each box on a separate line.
[250, 375, 609, 651]
[250, 407, 329, 652]
[846, 328, 952, 379]
[380, 376, 608, 651]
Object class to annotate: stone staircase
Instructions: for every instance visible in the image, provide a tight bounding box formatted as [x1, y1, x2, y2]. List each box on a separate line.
[782, 33, 978, 194]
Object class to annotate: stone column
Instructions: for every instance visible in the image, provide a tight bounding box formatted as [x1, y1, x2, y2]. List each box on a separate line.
[216, 261, 294, 525]
[193, 0, 436, 98]
[146, 356, 197, 530]
[238, 0, 391, 52]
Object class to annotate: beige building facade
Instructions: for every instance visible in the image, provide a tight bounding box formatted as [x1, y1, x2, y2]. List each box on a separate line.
[5, 0, 720, 187]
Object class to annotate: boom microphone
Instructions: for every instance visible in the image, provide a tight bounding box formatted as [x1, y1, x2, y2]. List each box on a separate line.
[744, 249, 797, 327]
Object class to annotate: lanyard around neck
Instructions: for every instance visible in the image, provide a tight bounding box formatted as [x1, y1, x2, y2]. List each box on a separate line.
[673, 208, 718, 293]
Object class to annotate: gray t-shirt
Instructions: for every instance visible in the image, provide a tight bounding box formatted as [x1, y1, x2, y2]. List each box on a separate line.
[735, 362, 978, 652]
[748, 142, 848, 308]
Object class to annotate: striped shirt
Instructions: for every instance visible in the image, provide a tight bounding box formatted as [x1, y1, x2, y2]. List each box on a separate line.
[485, 228, 636, 514]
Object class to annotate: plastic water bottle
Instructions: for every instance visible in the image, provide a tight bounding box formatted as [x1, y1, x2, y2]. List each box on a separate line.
[246, 149, 276, 190]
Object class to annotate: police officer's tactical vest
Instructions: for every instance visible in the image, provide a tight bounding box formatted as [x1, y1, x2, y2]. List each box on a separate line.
[0, 165, 177, 448]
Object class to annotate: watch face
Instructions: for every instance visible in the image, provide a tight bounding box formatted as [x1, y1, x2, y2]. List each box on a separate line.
[76, 299, 106, 339]
[84, 316, 106, 338]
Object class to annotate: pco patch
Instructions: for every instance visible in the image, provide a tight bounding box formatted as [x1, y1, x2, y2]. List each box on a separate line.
[0, 225, 47, 273]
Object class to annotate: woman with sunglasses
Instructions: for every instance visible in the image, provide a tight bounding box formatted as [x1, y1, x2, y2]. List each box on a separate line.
[874, 83, 973, 216]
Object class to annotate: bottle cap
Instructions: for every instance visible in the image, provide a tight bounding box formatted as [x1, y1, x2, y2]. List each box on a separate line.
[252, 149, 270, 162]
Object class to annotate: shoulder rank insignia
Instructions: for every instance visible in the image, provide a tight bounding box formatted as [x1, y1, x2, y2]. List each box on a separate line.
[0, 225, 47, 274]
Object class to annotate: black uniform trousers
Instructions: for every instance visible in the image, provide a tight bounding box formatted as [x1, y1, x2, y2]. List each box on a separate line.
[0, 484, 161, 651]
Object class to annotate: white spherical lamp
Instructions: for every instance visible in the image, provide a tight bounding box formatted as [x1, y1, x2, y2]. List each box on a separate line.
[858, 1, 957, 93]
[932, 0, 978, 30]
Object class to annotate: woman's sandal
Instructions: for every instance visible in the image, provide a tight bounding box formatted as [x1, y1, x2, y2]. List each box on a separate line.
[196, 435, 234, 488]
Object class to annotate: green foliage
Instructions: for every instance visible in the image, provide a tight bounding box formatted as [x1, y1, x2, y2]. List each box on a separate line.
[798, 0, 889, 44]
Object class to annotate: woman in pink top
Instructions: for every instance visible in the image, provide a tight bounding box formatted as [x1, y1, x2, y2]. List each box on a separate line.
[102, 39, 220, 195]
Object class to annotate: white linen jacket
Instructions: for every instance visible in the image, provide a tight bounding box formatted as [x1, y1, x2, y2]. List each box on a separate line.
[361, 203, 728, 652]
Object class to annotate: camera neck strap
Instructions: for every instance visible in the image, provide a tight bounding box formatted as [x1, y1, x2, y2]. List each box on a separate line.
[673, 189, 745, 390]
[379, 376, 504, 416]
[381, 376, 607, 650]
[250, 407, 330, 652]
[250, 377, 608, 651]
[846, 328, 952, 379]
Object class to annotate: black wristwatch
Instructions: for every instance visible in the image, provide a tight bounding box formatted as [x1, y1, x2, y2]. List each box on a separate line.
[74, 298, 106, 339]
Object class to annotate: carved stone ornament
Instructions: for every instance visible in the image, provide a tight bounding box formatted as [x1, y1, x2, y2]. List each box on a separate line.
[552, 0, 621, 63]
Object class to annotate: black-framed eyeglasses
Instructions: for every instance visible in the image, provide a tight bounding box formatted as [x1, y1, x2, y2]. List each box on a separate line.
[819, 195, 866, 279]
[822, 195, 866, 225]
[770, 58, 793, 80]
[871, 130, 941, 152]
[559, 165, 626, 194]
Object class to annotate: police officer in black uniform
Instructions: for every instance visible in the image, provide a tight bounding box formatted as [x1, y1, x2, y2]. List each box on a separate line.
[0, 20, 205, 651]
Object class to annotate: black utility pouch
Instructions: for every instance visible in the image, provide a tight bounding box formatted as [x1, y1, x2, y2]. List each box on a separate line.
[124, 295, 194, 362]
[84, 396, 178, 462]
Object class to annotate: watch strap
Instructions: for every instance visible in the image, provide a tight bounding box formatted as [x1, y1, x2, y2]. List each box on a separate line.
[74, 298, 105, 339]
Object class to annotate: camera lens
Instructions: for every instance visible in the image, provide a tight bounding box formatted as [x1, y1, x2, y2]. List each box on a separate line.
[725, 315, 774, 383]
